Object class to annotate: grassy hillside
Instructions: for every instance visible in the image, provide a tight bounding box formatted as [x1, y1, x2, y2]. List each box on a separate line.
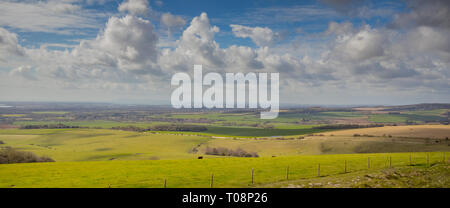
[0, 129, 210, 161]
[200, 125, 450, 156]
[0, 152, 447, 188]
[323, 125, 450, 139]
[12, 120, 328, 137]
[202, 134, 450, 156]
[1, 125, 449, 162]
[259, 163, 449, 188]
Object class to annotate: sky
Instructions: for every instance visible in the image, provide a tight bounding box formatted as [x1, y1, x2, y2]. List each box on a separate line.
[0, 0, 449, 105]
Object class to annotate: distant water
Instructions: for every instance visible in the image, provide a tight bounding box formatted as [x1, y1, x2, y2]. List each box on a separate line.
[0, 104, 12, 108]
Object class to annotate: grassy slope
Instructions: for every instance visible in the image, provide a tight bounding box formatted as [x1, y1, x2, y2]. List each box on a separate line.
[368, 113, 446, 123]
[0, 129, 210, 161]
[259, 163, 449, 188]
[322, 125, 450, 138]
[0, 152, 447, 188]
[12, 120, 328, 137]
[200, 125, 450, 156]
[202, 135, 450, 156]
[1, 125, 449, 161]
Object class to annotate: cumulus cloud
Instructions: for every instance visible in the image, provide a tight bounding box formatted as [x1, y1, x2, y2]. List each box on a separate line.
[159, 13, 224, 71]
[5, 13, 160, 87]
[230, 24, 277, 47]
[1, 4, 449, 104]
[118, 0, 149, 15]
[9, 65, 35, 80]
[328, 22, 385, 61]
[392, 0, 450, 29]
[326, 21, 355, 35]
[93, 15, 159, 69]
[404, 26, 450, 53]
[0, 27, 25, 61]
[160, 12, 186, 35]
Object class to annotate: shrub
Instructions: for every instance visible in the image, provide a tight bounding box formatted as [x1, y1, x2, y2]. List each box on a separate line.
[148, 124, 208, 132]
[0, 140, 4, 144]
[112, 125, 145, 132]
[205, 147, 258, 157]
[314, 124, 384, 130]
[20, 124, 81, 129]
[0, 147, 55, 164]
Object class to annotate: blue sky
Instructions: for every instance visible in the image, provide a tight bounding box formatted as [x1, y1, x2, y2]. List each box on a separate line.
[0, 0, 449, 105]
[11, 0, 405, 49]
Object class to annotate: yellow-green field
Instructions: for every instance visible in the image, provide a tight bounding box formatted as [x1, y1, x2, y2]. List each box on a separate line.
[323, 125, 450, 139]
[1, 125, 449, 161]
[0, 152, 447, 188]
[0, 129, 210, 161]
[0, 125, 449, 188]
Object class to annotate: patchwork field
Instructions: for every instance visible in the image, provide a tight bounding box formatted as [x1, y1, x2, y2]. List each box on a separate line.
[1, 105, 449, 188]
[322, 125, 450, 139]
[1, 125, 449, 162]
[0, 129, 210, 161]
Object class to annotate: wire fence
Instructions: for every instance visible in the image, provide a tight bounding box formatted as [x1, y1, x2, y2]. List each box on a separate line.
[108, 152, 449, 188]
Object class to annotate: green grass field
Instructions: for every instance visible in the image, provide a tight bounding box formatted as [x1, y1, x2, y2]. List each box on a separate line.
[1, 114, 449, 188]
[368, 113, 447, 123]
[259, 162, 450, 188]
[0, 152, 446, 188]
[12, 120, 329, 137]
[0, 129, 210, 161]
[1, 127, 449, 161]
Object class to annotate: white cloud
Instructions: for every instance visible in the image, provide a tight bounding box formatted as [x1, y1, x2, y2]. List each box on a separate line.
[9, 65, 35, 80]
[160, 12, 186, 35]
[392, 0, 450, 29]
[230, 24, 277, 47]
[118, 0, 149, 16]
[6, 14, 160, 87]
[329, 23, 385, 61]
[1, 8, 449, 105]
[0, 27, 25, 61]
[326, 21, 354, 35]
[405, 26, 450, 53]
[0, 1, 101, 33]
[159, 12, 224, 71]
[93, 15, 159, 70]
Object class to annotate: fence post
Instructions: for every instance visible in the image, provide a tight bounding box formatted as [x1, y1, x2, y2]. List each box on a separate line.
[427, 153, 429, 166]
[318, 163, 320, 177]
[444, 152, 446, 163]
[251, 168, 254, 185]
[210, 173, 214, 188]
[368, 157, 370, 169]
[409, 153, 412, 166]
[344, 160, 347, 173]
[389, 156, 392, 168]
[286, 166, 289, 180]
[164, 179, 167, 188]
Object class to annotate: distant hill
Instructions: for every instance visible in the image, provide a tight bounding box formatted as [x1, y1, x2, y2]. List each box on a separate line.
[381, 103, 450, 111]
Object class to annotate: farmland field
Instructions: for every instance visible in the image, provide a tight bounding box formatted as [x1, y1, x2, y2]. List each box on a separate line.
[0, 129, 210, 161]
[0, 152, 447, 188]
[1, 103, 449, 188]
[1, 125, 449, 162]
